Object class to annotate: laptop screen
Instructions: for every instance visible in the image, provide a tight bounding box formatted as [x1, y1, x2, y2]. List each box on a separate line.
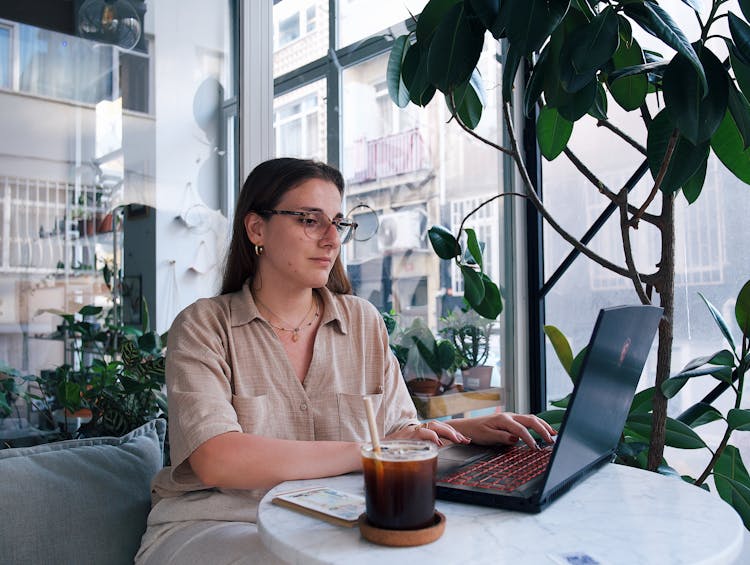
[540, 305, 662, 499]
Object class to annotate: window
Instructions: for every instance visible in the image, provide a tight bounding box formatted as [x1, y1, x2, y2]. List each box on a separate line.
[274, 1, 318, 50]
[278, 12, 301, 47]
[274, 88, 324, 160]
[0, 24, 10, 89]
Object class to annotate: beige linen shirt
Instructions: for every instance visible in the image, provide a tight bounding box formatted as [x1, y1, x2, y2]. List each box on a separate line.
[147, 283, 418, 524]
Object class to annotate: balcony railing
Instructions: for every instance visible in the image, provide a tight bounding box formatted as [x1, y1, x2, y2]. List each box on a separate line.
[346, 129, 430, 184]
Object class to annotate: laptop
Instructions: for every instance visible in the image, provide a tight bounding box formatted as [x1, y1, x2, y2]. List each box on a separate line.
[436, 304, 663, 513]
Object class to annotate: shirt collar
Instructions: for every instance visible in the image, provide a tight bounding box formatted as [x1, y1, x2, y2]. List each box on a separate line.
[230, 281, 348, 335]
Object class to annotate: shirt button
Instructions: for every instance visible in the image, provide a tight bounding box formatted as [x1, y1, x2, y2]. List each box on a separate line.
[300, 403, 308, 411]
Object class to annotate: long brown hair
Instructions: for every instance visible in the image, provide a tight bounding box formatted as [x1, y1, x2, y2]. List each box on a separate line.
[220, 158, 353, 295]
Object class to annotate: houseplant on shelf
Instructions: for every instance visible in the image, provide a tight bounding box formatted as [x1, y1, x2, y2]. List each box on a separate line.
[389, 0, 750, 474]
[440, 309, 495, 391]
[29, 296, 167, 440]
[382, 312, 458, 396]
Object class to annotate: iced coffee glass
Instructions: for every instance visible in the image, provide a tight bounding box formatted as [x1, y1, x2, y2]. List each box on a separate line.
[361, 440, 438, 530]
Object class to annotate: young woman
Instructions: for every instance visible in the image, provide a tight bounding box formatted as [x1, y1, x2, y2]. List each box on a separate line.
[136, 158, 555, 564]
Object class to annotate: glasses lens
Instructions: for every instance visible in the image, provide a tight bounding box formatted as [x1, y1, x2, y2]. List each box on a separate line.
[301, 211, 357, 243]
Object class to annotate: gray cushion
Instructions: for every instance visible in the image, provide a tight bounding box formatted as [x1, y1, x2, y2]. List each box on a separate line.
[0, 418, 166, 565]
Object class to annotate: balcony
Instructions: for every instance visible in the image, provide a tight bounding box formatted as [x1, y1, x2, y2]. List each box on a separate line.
[346, 129, 430, 184]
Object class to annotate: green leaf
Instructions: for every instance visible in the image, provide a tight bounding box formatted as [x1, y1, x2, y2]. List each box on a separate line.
[626, 413, 707, 449]
[537, 106, 573, 160]
[464, 228, 483, 270]
[727, 83, 750, 150]
[501, 41, 523, 103]
[699, 291, 737, 352]
[711, 109, 750, 184]
[714, 446, 750, 529]
[551, 393, 571, 408]
[428, 225, 461, 259]
[564, 6, 619, 81]
[678, 0, 701, 11]
[471, 273, 503, 320]
[468, 0, 500, 30]
[629, 387, 654, 414]
[669, 364, 733, 385]
[707, 350, 739, 367]
[741, 0, 750, 22]
[662, 45, 728, 145]
[448, 69, 486, 129]
[78, 305, 102, 317]
[677, 402, 724, 428]
[714, 475, 750, 530]
[569, 347, 587, 383]
[416, 0, 462, 44]
[681, 158, 706, 204]
[557, 78, 597, 122]
[737, 280, 750, 338]
[587, 82, 608, 121]
[524, 46, 549, 118]
[536, 409, 566, 428]
[607, 35, 648, 112]
[460, 265, 485, 308]
[387, 35, 411, 108]
[427, 2, 485, 92]
[730, 44, 750, 100]
[646, 110, 709, 194]
[728, 409, 750, 431]
[729, 13, 750, 66]
[543, 325, 574, 375]
[623, 1, 707, 95]
[503, 0, 570, 56]
[607, 60, 669, 82]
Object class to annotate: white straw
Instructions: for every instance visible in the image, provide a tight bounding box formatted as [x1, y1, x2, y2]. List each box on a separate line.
[362, 395, 381, 453]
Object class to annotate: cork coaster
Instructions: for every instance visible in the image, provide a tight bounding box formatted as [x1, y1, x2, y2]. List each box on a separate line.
[358, 512, 446, 547]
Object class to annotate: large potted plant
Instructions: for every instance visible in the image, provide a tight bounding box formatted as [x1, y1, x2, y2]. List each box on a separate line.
[388, 0, 750, 476]
[440, 309, 494, 390]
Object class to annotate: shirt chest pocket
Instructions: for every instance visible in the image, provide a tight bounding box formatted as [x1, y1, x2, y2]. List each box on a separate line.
[336, 392, 383, 442]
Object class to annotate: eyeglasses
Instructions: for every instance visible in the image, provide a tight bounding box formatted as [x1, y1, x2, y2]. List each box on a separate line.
[257, 209, 358, 244]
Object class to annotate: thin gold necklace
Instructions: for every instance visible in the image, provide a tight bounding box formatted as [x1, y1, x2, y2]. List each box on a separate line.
[255, 294, 319, 342]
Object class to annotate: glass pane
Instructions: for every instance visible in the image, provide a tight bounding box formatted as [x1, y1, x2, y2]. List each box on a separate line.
[0, 25, 10, 88]
[540, 0, 750, 477]
[273, 0, 328, 78]
[274, 80, 326, 161]
[341, 37, 505, 400]
[336, 0, 428, 49]
[0, 1, 238, 437]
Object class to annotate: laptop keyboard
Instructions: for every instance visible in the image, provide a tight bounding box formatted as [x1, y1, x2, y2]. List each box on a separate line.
[440, 444, 554, 492]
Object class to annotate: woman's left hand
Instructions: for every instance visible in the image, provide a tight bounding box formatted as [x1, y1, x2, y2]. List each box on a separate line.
[386, 421, 471, 446]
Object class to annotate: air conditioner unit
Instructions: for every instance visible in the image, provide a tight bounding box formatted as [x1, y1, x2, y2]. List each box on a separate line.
[377, 210, 425, 252]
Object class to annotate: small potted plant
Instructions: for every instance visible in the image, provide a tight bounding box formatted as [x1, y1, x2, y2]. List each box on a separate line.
[440, 309, 494, 391]
[382, 313, 458, 396]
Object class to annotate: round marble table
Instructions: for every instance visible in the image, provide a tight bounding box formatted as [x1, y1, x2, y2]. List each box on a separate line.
[258, 463, 745, 565]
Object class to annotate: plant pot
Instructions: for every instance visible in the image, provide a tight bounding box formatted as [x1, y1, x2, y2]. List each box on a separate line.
[407, 379, 442, 396]
[97, 212, 114, 233]
[461, 365, 493, 391]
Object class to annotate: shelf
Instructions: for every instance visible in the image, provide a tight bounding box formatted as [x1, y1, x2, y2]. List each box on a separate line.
[412, 387, 502, 419]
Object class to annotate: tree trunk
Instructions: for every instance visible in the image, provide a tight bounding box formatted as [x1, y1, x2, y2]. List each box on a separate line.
[648, 192, 675, 471]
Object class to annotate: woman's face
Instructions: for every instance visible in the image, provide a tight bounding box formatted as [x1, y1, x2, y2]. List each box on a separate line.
[246, 178, 343, 292]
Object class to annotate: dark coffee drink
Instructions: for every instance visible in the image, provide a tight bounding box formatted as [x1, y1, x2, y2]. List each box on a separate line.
[361, 440, 437, 530]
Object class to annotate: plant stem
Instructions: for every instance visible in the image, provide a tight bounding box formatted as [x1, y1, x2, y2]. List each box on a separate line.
[595, 120, 647, 155]
[631, 129, 678, 227]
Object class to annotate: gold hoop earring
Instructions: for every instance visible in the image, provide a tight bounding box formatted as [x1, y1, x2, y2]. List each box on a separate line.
[254, 244, 264, 256]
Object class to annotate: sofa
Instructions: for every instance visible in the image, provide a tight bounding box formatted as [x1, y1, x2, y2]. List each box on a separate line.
[0, 418, 166, 565]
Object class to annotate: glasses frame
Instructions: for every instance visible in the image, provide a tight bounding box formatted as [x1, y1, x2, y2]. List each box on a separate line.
[256, 209, 358, 243]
